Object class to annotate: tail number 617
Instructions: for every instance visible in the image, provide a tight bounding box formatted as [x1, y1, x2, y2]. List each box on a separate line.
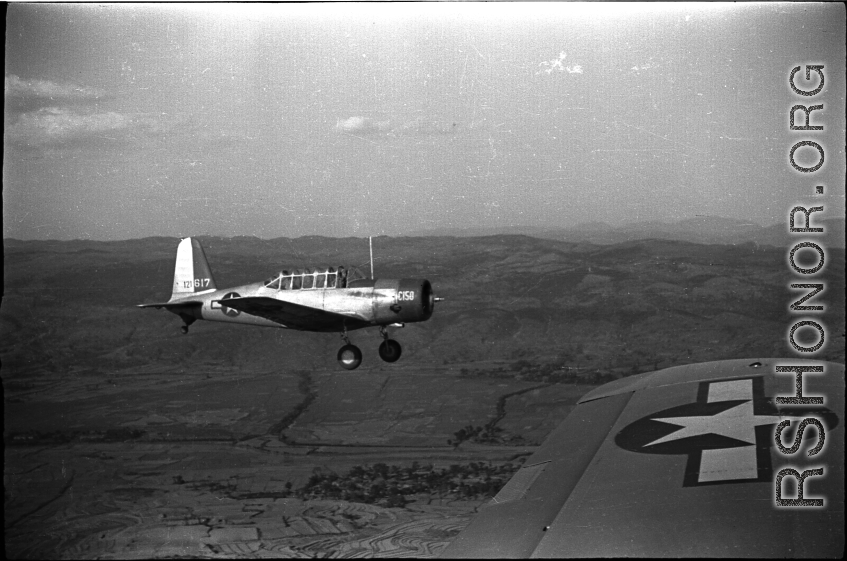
[184, 278, 211, 288]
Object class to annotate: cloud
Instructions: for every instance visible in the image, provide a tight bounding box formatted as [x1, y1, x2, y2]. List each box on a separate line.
[5, 75, 223, 150]
[5, 106, 204, 150]
[6, 107, 127, 148]
[335, 116, 391, 134]
[336, 116, 459, 136]
[5, 75, 109, 112]
[536, 51, 584, 76]
[628, 57, 659, 74]
[5, 74, 122, 149]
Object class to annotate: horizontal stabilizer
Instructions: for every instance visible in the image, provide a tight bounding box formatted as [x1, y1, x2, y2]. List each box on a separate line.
[137, 301, 202, 311]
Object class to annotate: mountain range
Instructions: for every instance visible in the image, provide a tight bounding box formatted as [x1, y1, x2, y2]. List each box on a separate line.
[408, 216, 845, 248]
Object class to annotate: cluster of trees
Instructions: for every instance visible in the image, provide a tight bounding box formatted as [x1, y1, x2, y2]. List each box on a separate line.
[291, 461, 522, 507]
[449, 423, 502, 445]
[448, 423, 525, 446]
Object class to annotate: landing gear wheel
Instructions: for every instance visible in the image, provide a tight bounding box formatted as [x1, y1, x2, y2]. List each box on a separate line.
[378, 339, 402, 363]
[337, 344, 363, 370]
[178, 314, 196, 335]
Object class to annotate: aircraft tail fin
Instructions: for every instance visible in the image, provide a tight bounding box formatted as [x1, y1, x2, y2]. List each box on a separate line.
[170, 237, 217, 298]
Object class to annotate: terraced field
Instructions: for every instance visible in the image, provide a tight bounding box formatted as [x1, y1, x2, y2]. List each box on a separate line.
[5, 441, 493, 558]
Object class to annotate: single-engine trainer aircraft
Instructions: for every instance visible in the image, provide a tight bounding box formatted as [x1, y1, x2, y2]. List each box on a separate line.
[138, 237, 440, 370]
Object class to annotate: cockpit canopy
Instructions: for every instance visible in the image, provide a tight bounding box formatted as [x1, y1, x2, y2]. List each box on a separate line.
[263, 266, 366, 290]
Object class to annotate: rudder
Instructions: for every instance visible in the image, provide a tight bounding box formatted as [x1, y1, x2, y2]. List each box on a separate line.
[171, 237, 217, 298]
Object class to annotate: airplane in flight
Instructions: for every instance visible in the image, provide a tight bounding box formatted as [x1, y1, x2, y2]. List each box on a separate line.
[138, 237, 441, 370]
[441, 358, 844, 557]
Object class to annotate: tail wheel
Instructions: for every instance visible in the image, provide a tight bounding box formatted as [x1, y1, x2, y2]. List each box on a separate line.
[338, 344, 363, 370]
[378, 339, 402, 363]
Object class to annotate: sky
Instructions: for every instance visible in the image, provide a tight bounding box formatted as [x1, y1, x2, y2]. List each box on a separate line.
[4, 2, 845, 240]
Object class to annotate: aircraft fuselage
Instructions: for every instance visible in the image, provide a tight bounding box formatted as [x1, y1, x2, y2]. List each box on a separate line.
[169, 278, 434, 332]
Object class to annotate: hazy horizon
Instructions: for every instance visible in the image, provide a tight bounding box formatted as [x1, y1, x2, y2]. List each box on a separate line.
[4, 3, 845, 241]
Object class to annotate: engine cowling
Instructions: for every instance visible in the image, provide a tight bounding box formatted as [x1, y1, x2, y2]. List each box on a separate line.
[373, 278, 436, 324]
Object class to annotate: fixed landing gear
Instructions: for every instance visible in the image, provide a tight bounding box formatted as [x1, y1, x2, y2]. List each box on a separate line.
[178, 314, 196, 335]
[335, 326, 404, 370]
[337, 328, 363, 370]
[378, 325, 402, 363]
[378, 339, 402, 363]
[337, 344, 363, 370]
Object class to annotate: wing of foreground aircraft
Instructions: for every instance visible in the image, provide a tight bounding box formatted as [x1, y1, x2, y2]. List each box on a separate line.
[442, 358, 844, 558]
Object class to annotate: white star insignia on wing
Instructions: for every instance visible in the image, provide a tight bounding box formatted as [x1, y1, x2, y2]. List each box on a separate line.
[647, 401, 782, 447]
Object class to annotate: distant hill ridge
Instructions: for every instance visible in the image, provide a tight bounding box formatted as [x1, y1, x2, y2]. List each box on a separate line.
[4, 217, 843, 247]
[407, 216, 846, 248]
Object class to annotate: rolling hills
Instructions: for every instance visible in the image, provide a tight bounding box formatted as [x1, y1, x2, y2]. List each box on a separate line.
[4, 233, 842, 381]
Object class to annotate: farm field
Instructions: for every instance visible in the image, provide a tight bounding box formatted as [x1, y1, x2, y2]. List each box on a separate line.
[5, 441, 493, 559]
[5, 360, 567, 558]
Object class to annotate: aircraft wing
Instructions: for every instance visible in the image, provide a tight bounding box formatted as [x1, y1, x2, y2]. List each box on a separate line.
[213, 296, 370, 332]
[441, 358, 844, 558]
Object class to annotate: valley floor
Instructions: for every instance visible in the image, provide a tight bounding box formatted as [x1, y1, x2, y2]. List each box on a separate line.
[5, 440, 520, 559]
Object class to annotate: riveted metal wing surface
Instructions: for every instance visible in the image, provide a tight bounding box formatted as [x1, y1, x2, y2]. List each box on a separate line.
[442, 358, 844, 558]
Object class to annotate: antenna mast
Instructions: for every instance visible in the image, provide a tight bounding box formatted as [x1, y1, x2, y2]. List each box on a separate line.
[369, 236, 374, 279]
